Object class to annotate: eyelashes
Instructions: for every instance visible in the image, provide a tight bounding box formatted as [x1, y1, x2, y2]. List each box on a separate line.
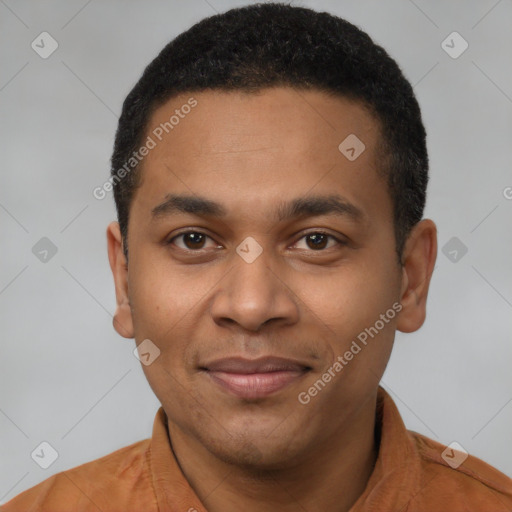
[167, 229, 346, 252]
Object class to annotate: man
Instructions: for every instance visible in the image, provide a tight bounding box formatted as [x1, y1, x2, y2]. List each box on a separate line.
[3, 2, 511, 511]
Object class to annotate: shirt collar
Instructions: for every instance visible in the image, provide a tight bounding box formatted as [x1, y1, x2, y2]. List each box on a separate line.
[148, 407, 207, 512]
[350, 387, 422, 510]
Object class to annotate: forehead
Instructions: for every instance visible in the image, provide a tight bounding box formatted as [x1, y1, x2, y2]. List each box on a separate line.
[146, 87, 381, 157]
[131, 87, 391, 226]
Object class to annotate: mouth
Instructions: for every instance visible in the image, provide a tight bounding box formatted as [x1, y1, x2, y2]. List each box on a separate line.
[199, 356, 312, 400]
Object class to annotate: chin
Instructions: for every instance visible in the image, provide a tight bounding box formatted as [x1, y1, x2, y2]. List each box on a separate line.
[206, 433, 305, 472]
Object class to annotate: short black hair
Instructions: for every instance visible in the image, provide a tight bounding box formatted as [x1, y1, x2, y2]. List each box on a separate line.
[111, 2, 428, 262]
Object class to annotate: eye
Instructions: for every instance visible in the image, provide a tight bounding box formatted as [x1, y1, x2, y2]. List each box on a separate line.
[293, 231, 345, 251]
[168, 231, 219, 251]
[167, 230, 345, 252]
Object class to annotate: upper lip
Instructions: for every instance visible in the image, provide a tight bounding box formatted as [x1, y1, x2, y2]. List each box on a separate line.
[201, 356, 311, 374]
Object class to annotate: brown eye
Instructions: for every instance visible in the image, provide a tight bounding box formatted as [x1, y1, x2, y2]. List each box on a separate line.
[305, 233, 329, 250]
[294, 232, 342, 251]
[169, 231, 217, 251]
[182, 232, 206, 249]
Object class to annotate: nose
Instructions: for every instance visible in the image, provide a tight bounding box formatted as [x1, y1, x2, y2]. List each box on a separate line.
[210, 248, 300, 332]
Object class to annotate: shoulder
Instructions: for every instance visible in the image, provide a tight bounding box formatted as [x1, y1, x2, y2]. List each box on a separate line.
[1, 439, 155, 512]
[408, 430, 512, 510]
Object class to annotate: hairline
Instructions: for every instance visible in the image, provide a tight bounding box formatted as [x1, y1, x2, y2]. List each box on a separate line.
[120, 85, 403, 263]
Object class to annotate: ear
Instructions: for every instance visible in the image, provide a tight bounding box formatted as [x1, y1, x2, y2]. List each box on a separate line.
[396, 219, 437, 333]
[107, 221, 134, 339]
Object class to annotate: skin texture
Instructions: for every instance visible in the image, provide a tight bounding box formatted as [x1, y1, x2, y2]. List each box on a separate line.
[107, 87, 437, 512]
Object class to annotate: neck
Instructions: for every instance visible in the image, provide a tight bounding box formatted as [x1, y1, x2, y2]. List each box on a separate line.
[167, 392, 378, 512]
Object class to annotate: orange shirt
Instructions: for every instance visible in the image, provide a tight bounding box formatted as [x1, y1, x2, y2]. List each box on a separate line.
[2, 387, 511, 511]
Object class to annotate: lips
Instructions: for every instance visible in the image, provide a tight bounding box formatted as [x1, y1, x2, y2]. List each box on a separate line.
[202, 356, 310, 374]
[200, 356, 311, 400]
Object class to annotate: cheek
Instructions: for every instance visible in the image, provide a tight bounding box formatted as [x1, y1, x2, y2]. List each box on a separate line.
[128, 255, 216, 372]
[299, 255, 400, 353]
[129, 252, 198, 332]
[311, 262, 396, 315]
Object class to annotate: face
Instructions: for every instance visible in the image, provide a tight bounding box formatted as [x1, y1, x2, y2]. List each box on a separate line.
[108, 87, 436, 469]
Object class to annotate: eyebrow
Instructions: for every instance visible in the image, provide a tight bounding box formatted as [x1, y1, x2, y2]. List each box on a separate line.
[151, 193, 365, 223]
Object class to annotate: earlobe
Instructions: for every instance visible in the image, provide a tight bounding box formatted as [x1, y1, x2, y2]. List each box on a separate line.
[106, 222, 134, 339]
[396, 219, 437, 333]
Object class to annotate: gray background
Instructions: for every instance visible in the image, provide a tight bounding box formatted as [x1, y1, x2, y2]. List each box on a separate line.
[1, 0, 511, 502]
